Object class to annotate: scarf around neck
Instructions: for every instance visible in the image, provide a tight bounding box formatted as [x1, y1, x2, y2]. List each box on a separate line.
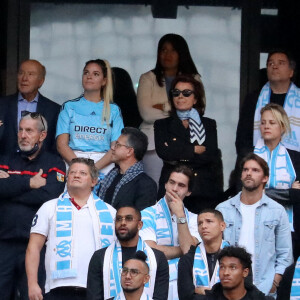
[103, 237, 157, 299]
[253, 82, 300, 151]
[98, 161, 144, 206]
[177, 108, 206, 145]
[193, 240, 229, 288]
[51, 191, 115, 279]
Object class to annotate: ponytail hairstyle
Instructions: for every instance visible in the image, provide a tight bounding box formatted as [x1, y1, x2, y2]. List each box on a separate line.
[84, 59, 113, 124]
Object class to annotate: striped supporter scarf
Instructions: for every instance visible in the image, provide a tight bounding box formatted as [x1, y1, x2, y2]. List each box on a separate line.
[142, 197, 189, 282]
[51, 191, 115, 279]
[254, 138, 296, 231]
[193, 240, 229, 288]
[253, 82, 300, 151]
[103, 237, 157, 299]
[291, 257, 300, 299]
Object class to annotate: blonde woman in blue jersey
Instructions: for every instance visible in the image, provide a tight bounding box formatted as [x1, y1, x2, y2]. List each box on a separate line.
[56, 59, 124, 178]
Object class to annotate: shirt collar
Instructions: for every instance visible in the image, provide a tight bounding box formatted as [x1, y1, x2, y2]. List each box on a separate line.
[18, 92, 39, 103]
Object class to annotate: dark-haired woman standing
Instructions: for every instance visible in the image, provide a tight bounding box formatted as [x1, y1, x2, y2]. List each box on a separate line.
[137, 34, 203, 185]
[154, 75, 223, 213]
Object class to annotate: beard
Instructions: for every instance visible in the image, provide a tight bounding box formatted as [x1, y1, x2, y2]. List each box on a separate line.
[122, 287, 140, 293]
[116, 226, 139, 242]
[242, 178, 260, 192]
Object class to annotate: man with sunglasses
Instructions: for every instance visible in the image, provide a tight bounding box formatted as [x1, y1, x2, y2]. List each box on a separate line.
[0, 59, 60, 155]
[87, 206, 169, 300]
[115, 251, 152, 300]
[98, 127, 157, 210]
[26, 157, 116, 300]
[0, 113, 66, 300]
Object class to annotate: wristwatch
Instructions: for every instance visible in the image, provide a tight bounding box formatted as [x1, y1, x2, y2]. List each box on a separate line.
[176, 217, 187, 224]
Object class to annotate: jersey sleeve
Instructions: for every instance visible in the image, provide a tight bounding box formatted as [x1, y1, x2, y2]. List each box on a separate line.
[188, 212, 201, 242]
[110, 105, 124, 142]
[140, 207, 157, 242]
[56, 102, 72, 137]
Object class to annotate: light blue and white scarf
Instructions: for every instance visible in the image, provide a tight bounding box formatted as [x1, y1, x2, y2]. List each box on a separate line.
[114, 290, 153, 300]
[177, 108, 206, 145]
[103, 237, 157, 299]
[254, 138, 296, 189]
[253, 82, 300, 151]
[142, 197, 189, 282]
[51, 191, 115, 279]
[291, 257, 300, 299]
[193, 240, 229, 288]
[254, 138, 296, 230]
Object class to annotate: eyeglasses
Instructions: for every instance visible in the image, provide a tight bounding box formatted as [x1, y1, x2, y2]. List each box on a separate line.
[112, 141, 132, 149]
[115, 215, 140, 223]
[171, 89, 194, 98]
[21, 111, 45, 131]
[120, 267, 147, 277]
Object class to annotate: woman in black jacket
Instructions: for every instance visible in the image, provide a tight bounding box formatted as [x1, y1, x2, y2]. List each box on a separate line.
[154, 74, 223, 213]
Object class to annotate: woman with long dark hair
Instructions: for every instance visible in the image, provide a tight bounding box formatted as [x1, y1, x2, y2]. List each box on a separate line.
[137, 33, 203, 185]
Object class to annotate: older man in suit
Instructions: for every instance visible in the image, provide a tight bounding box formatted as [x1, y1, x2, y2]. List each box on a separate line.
[0, 59, 60, 154]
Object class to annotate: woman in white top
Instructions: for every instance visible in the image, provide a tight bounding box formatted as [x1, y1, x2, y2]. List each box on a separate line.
[137, 33, 202, 185]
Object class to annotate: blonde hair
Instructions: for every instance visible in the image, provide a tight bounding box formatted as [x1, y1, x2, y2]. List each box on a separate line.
[84, 59, 113, 125]
[260, 103, 291, 136]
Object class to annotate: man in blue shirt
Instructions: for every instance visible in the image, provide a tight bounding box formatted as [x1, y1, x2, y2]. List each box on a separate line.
[216, 153, 293, 296]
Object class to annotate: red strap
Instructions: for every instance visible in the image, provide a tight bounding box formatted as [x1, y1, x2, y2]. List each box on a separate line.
[70, 198, 82, 210]
[48, 167, 66, 175]
[0, 164, 9, 170]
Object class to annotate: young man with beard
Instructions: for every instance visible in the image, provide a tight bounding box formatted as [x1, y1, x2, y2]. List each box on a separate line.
[87, 206, 169, 300]
[114, 251, 152, 300]
[178, 209, 228, 300]
[216, 153, 293, 296]
[200, 246, 274, 300]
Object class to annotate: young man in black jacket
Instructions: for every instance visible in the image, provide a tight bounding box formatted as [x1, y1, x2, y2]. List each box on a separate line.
[200, 246, 273, 300]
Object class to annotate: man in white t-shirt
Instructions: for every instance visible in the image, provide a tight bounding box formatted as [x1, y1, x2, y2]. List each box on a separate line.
[216, 153, 293, 296]
[140, 165, 200, 300]
[25, 157, 116, 300]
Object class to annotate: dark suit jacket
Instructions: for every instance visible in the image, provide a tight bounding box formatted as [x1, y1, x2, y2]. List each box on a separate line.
[154, 115, 224, 212]
[0, 93, 60, 155]
[103, 172, 157, 211]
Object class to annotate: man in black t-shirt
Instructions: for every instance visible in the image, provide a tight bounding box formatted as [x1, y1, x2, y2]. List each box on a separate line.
[86, 206, 169, 300]
[98, 127, 157, 210]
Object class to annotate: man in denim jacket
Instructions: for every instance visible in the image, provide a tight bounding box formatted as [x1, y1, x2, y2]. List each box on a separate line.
[216, 153, 293, 296]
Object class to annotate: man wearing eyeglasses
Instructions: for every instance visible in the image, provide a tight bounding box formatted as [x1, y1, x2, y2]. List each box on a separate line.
[0, 113, 66, 300]
[115, 251, 152, 300]
[26, 157, 116, 300]
[0, 59, 60, 155]
[87, 206, 169, 300]
[98, 127, 157, 210]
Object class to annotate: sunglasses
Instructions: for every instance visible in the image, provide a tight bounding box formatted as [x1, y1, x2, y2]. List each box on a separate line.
[21, 111, 46, 131]
[171, 89, 194, 98]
